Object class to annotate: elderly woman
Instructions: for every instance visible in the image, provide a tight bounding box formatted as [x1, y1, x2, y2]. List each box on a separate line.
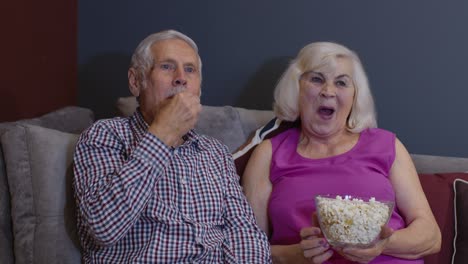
[242, 42, 441, 263]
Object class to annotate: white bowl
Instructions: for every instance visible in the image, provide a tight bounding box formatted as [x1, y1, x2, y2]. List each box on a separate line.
[315, 195, 394, 248]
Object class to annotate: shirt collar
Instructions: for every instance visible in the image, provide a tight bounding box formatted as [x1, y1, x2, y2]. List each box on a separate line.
[180, 129, 207, 151]
[131, 108, 149, 139]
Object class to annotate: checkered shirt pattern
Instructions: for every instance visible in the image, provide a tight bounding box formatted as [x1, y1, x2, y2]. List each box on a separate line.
[73, 110, 271, 263]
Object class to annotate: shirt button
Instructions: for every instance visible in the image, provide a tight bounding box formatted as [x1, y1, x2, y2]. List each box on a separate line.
[173, 148, 179, 155]
[180, 178, 187, 184]
[195, 236, 202, 244]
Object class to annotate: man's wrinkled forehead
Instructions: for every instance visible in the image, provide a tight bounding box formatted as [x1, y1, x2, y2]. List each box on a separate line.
[150, 39, 199, 66]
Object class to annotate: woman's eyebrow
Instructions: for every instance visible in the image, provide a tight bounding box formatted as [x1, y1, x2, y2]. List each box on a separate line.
[336, 74, 351, 79]
[309, 71, 324, 77]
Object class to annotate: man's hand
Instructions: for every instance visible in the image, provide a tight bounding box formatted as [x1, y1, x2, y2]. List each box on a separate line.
[148, 91, 201, 146]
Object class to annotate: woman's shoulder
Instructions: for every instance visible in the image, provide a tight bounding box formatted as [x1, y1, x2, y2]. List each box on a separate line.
[362, 127, 395, 139]
[269, 127, 300, 156]
[270, 126, 300, 141]
[358, 127, 396, 152]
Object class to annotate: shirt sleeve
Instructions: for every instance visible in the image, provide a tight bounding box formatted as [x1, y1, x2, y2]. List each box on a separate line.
[220, 146, 272, 263]
[73, 121, 172, 246]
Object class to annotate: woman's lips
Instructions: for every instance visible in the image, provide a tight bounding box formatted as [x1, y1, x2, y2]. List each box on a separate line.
[318, 106, 335, 119]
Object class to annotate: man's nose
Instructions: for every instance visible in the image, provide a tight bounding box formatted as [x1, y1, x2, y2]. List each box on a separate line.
[172, 68, 187, 86]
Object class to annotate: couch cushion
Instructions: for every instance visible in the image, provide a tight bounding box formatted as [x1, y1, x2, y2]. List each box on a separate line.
[0, 106, 93, 264]
[235, 107, 275, 140]
[411, 154, 468, 174]
[453, 179, 468, 263]
[0, 146, 13, 264]
[2, 124, 81, 264]
[418, 173, 468, 264]
[116, 96, 138, 117]
[233, 118, 298, 177]
[195, 105, 246, 152]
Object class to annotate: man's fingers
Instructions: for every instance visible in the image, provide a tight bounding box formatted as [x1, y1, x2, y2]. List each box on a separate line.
[150, 91, 201, 142]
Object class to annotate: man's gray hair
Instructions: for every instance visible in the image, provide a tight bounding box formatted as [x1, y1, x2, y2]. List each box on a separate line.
[130, 29, 203, 89]
[273, 42, 377, 133]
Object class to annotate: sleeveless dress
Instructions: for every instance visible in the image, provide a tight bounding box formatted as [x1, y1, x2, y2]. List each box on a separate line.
[268, 127, 423, 263]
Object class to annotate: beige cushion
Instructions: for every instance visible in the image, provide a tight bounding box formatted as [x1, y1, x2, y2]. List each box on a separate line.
[453, 179, 468, 263]
[2, 124, 81, 264]
[116, 96, 138, 117]
[0, 106, 93, 264]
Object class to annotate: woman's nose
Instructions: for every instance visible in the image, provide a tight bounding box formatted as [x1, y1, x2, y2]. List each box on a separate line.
[320, 83, 336, 97]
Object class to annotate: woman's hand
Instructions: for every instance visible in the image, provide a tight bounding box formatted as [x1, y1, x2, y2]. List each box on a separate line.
[336, 225, 394, 263]
[271, 244, 316, 264]
[299, 226, 333, 263]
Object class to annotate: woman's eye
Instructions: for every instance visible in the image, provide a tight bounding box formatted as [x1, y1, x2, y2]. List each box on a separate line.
[336, 80, 347, 87]
[310, 76, 323, 83]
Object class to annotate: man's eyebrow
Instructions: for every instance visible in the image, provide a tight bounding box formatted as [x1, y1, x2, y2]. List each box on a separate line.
[184, 62, 197, 68]
[155, 58, 176, 64]
[154, 59, 197, 68]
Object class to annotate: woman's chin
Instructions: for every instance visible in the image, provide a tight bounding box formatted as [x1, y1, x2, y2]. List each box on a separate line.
[311, 127, 339, 138]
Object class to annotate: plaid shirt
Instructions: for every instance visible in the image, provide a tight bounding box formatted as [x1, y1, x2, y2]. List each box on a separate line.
[73, 110, 271, 263]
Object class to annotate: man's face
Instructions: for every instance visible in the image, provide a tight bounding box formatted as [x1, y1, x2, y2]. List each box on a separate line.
[137, 38, 201, 122]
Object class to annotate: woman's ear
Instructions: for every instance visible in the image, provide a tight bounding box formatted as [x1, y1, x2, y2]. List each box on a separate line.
[128, 68, 141, 97]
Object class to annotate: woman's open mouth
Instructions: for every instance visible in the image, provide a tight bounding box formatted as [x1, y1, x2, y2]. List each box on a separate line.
[318, 106, 335, 119]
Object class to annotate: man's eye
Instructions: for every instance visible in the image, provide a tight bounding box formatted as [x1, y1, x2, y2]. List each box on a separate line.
[160, 64, 174, 70]
[185, 66, 196, 73]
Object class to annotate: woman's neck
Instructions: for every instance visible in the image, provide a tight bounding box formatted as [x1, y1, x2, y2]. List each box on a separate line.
[297, 129, 359, 159]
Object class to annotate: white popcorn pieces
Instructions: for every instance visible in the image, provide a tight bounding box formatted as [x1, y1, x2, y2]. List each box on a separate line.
[316, 195, 391, 246]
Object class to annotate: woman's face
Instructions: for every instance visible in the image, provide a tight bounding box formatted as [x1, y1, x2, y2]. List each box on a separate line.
[299, 57, 355, 138]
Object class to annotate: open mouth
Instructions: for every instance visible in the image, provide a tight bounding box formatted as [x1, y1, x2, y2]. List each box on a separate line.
[318, 106, 335, 117]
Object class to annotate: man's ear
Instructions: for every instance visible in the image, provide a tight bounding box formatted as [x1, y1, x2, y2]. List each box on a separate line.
[128, 68, 141, 97]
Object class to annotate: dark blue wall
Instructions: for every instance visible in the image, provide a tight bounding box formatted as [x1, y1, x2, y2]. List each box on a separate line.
[79, 0, 468, 157]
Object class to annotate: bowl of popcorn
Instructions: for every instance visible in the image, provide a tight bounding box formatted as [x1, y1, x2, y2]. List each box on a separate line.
[315, 195, 394, 248]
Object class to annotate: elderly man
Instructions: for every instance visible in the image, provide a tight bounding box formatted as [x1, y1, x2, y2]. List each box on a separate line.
[73, 30, 271, 263]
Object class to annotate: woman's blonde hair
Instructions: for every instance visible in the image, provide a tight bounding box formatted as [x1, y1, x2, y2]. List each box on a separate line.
[273, 42, 377, 133]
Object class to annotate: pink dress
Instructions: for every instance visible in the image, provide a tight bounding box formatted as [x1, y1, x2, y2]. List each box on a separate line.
[268, 127, 423, 263]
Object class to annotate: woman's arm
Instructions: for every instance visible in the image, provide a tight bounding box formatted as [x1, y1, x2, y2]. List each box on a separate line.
[242, 140, 332, 264]
[343, 138, 441, 261]
[382, 138, 441, 258]
[241, 140, 273, 235]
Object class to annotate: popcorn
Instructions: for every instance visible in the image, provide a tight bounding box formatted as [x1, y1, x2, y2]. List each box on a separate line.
[316, 195, 392, 247]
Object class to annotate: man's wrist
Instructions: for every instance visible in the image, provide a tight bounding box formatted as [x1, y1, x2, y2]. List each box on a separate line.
[148, 125, 181, 147]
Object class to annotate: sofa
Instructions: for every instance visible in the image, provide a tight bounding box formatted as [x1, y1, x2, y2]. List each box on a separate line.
[1, 98, 467, 264]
